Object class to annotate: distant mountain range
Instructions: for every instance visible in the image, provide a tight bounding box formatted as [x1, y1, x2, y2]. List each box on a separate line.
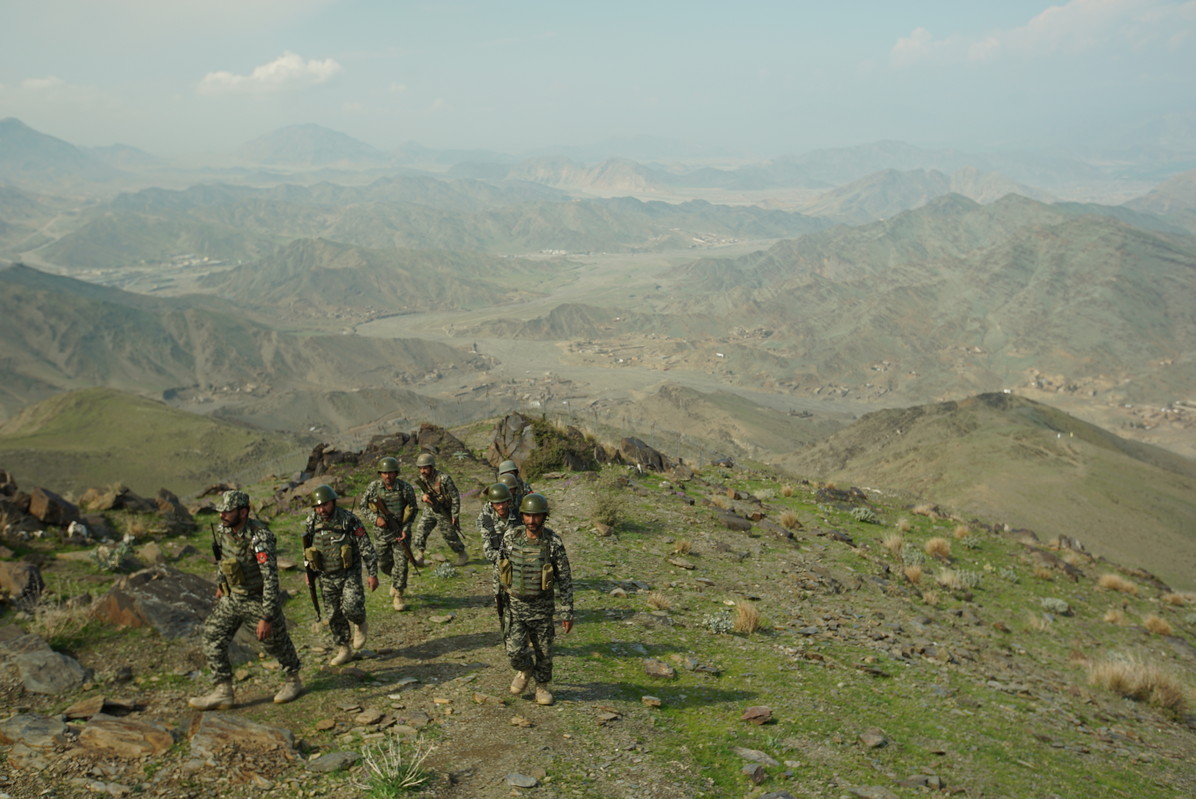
[235, 123, 386, 166]
[0, 117, 122, 189]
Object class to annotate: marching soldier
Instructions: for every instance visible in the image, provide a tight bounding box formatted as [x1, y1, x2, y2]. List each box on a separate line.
[412, 452, 468, 566]
[478, 481, 518, 634]
[498, 459, 532, 505]
[359, 457, 418, 611]
[189, 490, 302, 709]
[498, 493, 574, 706]
[303, 485, 379, 666]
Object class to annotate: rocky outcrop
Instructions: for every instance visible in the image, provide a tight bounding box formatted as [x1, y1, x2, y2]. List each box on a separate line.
[91, 565, 216, 639]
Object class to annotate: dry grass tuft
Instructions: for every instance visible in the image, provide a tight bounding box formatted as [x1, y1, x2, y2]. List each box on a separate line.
[1143, 614, 1174, 636]
[1026, 612, 1051, 632]
[936, 569, 966, 591]
[1161, 592, 1190, 607]
[646, 591, 671, 611]
[1033, 566, 1055, 581]
[733, 601, 761, 634]
[920, 589, 940, 607]
[1104, 608, 1127, 625]
[912, 503, 937, 518]
[952, 524, 971, 540]
[780, 485, 795, 498]
[895, 517, 912, 533]
[903, 564, 923, 585]
[881, 533, 904, 558]
[924, 537, 952, 560]
[1087, 653, 1189, 716]
[1062, 550, 1089, 568]
[708, 495, 730, 510]
[779, 510, 802, 530]
[1097, 573, 1139, 596]
[672, 540, 692, 556]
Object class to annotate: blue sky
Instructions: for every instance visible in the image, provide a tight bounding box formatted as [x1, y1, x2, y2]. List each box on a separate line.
[1, 0, 1193, 158]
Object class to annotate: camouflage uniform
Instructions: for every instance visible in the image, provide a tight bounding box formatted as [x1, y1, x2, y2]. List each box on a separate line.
[413, 469, 466, 557]
[478, 500, 518, 611]
[498, 525, 573, 685]
[303, 506, 378, 648]
[200, 517, 300, 683]
[359, 478, 417, 592]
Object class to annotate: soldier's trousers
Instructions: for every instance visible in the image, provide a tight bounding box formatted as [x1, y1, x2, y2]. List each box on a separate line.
[200, 593, 300, 683]
[414, 511, 465, 554]
[377, 536, 410, 591]
[504, 597, 556, 684]
[319, 571, 367, 647]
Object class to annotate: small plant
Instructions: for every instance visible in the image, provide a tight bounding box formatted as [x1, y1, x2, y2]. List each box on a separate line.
[1143, 614, 1173, 636]
[646, 591, 671, 611]
[1033, 566, 1054, 581]
[1040, 597, 1071, 616]
[850, 506, 879, 524]
[900, 544, 926, 567]
[998, 566, 1019, 583]
[936, 569, 965, 591]
[709, 494, 730, 510]
[590, 475, 623, 528]
[753, 488, 775, 501]
[924, 537, 952, 561]
[912, 503, 937, 518]
[1086, 652, 1189, 717]
[881, 533, 904, 558]
[895, 517, 912, 533]
[1097, 573, 1139, 596]
[1026, 612, 1051, 632]
[780, 485, 795, 498]
[952, 524, 971, 540]
[433, 562, 458, 579]
[93, 538, 134, 572]
[921, 589, 940, 607]
[703, 610, 733, 634]
[672, 539, 692, 555]
[903, 564, 924, 585]
[733, 601, 761, 634]
[352, 735, 435, 795]
[1161, 593, 1189, 607]
[1104, 608, 1127, 625]
[779, 510, 802, 530]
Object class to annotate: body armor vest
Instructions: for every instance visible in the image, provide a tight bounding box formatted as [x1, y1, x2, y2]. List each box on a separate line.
[307, 516, 356, 574]
[501, 535, 553, 599]
[219, 523, 265, 596]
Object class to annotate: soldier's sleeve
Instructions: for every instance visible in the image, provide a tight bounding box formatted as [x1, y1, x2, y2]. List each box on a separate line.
[403, 482, 417, 529]
[346, 510, 379, 577]
[552, 533, 573, 622]
[253, 526, 282, 620]
[358, 481, 376, 518]
[445, 473, 460, 517]
[478, 508, 500, 563]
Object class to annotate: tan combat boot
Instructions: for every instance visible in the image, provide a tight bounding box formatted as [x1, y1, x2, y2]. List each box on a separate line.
[534, 682, 554, 706]
[393, 589, 406, 611]
[330, 645, 354, 666]
[188, 680, 234, 710]
[352, 620, 368, 650]
[453, 550, 468, 567]
[273, 674, 303, 704]
[509, 669, 531, 695]
[413, 548, 425, 566]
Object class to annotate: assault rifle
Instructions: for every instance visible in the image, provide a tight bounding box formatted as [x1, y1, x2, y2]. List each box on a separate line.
[417, 476, 453, 517]
[370, 497, 420, 573]
[301, 522, 322, 622]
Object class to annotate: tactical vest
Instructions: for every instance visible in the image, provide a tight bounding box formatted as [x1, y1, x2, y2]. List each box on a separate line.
[370, 484, 413, 539]
[305, 514, 357, 575]
[500, 535, 554, 599]
[219, 522, 265, 597]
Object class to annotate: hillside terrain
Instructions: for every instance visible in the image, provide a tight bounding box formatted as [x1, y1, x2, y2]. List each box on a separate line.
[1, 418, 1194, 798]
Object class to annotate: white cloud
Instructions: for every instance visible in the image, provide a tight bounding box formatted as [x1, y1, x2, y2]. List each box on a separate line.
[197, 52, 342, 96]
[891, 0, 1196, 67]
[21, 76, 67, 91]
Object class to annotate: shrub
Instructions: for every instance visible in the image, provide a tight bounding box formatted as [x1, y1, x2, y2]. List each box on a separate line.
[998, 566, 1019, 583]
[953, 524, 971, 540]
[903, 564, 924, 585]
[703, 610, 733, 634]
[779, 510, 802, 530]
[936, 569, 965, 591]
[912, 503, 937, 518]
[1143, 614, 1173, 636]
[1104, 608, 1127, 625]
[733, 601, 762, 634]
[1097, 573, 1139, 596]
[780, 485, 795, 498]
[1040, 597, 1071, 616]
[1026, 612, 1051, 632]
[850, 506, 879, 524]
[921, 589, 940, 607]
[1033, 566, 1054, 581]
[590, 477, 622, 529]
[895, 517, 912, 533]
[353, 736, 434, 795]
[1161, 593, 1189, 607]
[924, 537, 952, 560]
[709, 494, 730, 510]
[646, 591, 671, 611]
[1087, 653, 1189, 716]
[672, 540, 692, 555]
[900, 544, 926, 567]
[433, 563, 457, 579]
[881, 533, 904, 558]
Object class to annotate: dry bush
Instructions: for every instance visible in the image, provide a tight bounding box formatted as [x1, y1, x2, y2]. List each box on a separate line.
[1161, 593, 1189, 607]
[1033, 566, 1055, 581]
[646, 591, 671, 611]
[1104, 608, 1127, 625]
[779, 510, 802, 530]
[733, 601, 761, 634]
[672, 540, 692, 556]
[780, 485, 795, 498]
[924, 537, 952, 560]
[822, 481, 837, 491]
[936, 569, 966, 591]
[912, 503, 937, 518]
[708, 494, 730, 510]
[881, 533, 904, 558]
[1062, 550, 1089, 568]
[1097, 573, 1139, 596]
[1087, 653, 1189, 716]
[903, 564, 923, 585]
[1026, 612, 1051, 632]
[1016, 533, 1040, 547]
[895, 517, 912, 533]
[921, 589, 940, 607]
[1143, 614, 1174, 636]
[952, 524, 971, 540]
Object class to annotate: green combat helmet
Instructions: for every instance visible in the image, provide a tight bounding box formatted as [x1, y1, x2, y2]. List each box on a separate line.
[415, 452, 436, 468]
[377, 456, 400, 473]
[498, 473, 519, 490]
[311, 485, 337, 506]
[216, 490, 250, 512]
[486, 482, 513, 503]
[498, 459, 518, 475]
[519, 493, 549, 515]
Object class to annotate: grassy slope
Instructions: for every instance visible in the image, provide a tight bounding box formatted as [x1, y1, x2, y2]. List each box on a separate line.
[4, 419, 1194, 798]
[0, 387, 310, 496]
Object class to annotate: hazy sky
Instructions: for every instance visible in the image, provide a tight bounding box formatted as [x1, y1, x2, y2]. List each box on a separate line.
[2, 0, 1193, 158]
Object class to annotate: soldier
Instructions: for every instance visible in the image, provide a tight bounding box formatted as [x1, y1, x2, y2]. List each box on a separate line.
[498, 459, 532, 504]
[359, 457, 418, 611]
[498, 472, 526, 515]
[498, 493, 574, 706]
[189, 490, 302, 709]
[303, 484, 379, 666]
[412, 452, 467, 566]
[478, 481, 518, 634]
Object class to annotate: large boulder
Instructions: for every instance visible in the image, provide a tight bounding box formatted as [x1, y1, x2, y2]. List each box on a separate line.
[92, 565, 217, 639]
[0, 560, 44, 609]
[187, 712, 295, 761]
[415, 422, 471, 461]
[617, 437, 673, 473]
[28, 487, 79, 527]
[488, 412, 537, 468]
[13, 649, 91, 694]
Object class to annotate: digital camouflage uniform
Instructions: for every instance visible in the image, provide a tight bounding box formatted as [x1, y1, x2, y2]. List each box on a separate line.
[478, 499, 518, 610]
[498, 525, 573, 685]
[200, 517, 300, 683]
[303, 506, 378, 647]
[359, 477, 417, 592]
[414, 469, 466, 557]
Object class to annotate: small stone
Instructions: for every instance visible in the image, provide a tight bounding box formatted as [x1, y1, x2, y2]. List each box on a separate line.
[306, 751, 360, 773]
[859, 728, 888, 749]
[643, 658, 676, 679]
[510, 715, 534, 728]
[641, 696, 663, 707]
[666, 557, 696, 570]
[741, 763, 766, 784]
[741, 706, 773, 725]
[354, 709, 384, 726]
[507, 773, 539, 788]
[610, 587, 628, 598]
[428, 614, 455, 624]
[314, 719, 336, 731]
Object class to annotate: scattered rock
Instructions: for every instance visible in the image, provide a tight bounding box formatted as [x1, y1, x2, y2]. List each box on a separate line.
[741, 706, 773, 725]
[643, 658, 676, 679]
[506, 773, 539, 788]
[641, 696, 662, 707]
[510, 715, 534, 728]
[306, 751, 360, 773]
[666, 557, 696, 570]
[733, 746, 780, 766]
[741, 763, 767, 784]
[14, 649, 91, 694]
[859, 728, 888, 748]
[77, 713, 174, 757]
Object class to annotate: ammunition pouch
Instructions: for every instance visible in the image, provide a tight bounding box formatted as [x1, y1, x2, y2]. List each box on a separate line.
[340, 544, 354, 570]
[219, 559, 244, 587]
[304, 547, 323, 573]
